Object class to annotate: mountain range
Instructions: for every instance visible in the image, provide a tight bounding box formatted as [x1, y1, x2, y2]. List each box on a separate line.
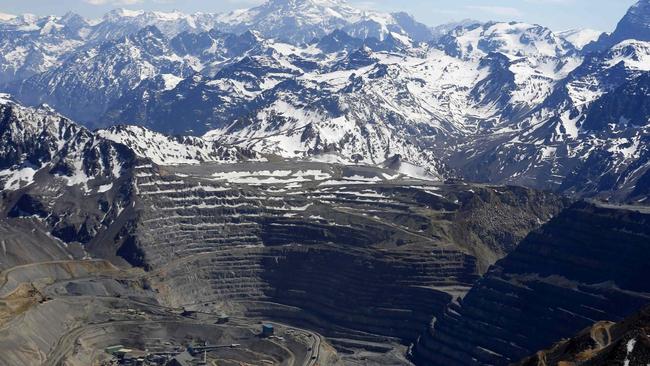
[1, 1, 650, 366]
[0, 0, 649, 203]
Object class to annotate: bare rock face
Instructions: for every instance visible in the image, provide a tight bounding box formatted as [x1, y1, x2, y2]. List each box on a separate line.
[516, 304, 650, 366]
[412, 202, 650, 366]
[584, 0, 650, 53]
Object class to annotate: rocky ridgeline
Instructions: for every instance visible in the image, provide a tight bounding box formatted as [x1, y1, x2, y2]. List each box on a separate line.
[412, 202, 650, 365]
[255, 245, 474, 342]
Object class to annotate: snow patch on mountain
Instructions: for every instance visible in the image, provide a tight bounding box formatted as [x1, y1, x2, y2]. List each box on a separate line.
[0, 166, 37, 190]
[13, 25, 197, 123]
[559, 28, 604, 50]
[0, 93, 13, 104]
[98, 125, 261, 166]
[161, 74, 184, 91]
[605, 40, 650, 70]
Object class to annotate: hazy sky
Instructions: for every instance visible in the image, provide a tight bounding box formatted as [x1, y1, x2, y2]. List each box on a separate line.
[0, 0, 638, 32]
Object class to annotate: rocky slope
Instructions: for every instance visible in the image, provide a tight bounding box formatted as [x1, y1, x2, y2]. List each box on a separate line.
[584, 0, 650, 53]
[14, 26, 198, 125]
[0, 97, 258, 264]
[516, 304, 650, 366]
[0, 95, 133, 194]
[412, 202, 650, 365]
[452, 37, 650, 202]
[0, 13, 89, 85]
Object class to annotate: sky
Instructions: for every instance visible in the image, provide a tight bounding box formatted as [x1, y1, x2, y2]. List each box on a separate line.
[0, 0, 639, 32]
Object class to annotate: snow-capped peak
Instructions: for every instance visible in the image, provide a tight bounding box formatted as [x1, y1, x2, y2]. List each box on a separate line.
[0, 12, 17, 21]
[93, 8, 221, 40]
[437, 21, 575, 60]
[216, 0, 362, 27]
[105, 8, 144, 18]
[104, 8, 195, 21]
[267, 0, 350, 7]
[216, 0, 429, 44]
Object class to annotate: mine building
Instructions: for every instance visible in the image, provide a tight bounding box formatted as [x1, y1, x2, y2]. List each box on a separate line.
[261, 324, 274, 337]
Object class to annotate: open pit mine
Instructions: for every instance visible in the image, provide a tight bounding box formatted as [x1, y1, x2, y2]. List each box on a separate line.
[1, 98, 650, 365]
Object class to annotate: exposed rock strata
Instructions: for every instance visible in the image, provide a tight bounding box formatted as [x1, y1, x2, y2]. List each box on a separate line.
[412, 202, 650, 365]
